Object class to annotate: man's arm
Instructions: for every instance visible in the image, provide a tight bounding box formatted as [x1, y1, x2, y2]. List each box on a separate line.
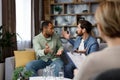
[68, 39, 75, 46]
[88, 42, 99, 54]
[33, 38, 45, 57]
[56, 37, 63, 56]
[62, 30, 76, 46]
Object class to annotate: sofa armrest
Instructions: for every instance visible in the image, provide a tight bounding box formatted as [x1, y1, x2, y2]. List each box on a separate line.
[5, 56, 15, 80]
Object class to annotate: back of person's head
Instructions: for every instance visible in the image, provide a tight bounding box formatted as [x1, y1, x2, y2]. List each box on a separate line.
[78, 20, 93, 34]
[95, 0, 120, 38]
[41, 20, 52, 31]
[94, 68, 120, 80]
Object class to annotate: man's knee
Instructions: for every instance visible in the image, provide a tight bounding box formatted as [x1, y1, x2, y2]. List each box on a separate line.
[64, 64, 74, 79]
[64, 65, 71, 72]
[65, 62, 75, 70]
[26, 61, 34, 70]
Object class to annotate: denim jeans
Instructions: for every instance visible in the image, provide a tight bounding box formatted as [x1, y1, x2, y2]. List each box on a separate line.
[63, 50, 76, 79]
[25, 58, 63, 76]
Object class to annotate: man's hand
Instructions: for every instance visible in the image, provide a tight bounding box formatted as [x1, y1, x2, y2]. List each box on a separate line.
[74, 69, 79, 76]
[62, 30, 70, 40]
[56, 49, 63, 56]
[74, 49, 86, 54]
[44, 43, 52, 55]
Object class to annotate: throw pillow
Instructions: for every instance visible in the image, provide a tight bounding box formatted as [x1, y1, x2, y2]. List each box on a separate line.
[14, 51, 35, 68]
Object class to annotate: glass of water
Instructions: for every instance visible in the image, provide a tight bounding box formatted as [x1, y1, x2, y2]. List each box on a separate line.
[59, 71, 64, 79]
[42, 68, 47, 80]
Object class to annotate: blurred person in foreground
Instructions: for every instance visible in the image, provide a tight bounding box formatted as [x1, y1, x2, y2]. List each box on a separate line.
[26, 20, 63, 76]
[94, 68, 120, 80]
[73, 0, 120, 80]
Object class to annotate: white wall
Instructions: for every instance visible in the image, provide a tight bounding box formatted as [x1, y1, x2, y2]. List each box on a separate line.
[0, 0, 2, 26]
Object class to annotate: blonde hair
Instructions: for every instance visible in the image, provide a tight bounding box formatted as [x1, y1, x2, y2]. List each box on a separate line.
[95, 0, 120, 38]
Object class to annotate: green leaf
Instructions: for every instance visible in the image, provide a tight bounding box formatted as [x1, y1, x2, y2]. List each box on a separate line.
[12, 67, 34, 80]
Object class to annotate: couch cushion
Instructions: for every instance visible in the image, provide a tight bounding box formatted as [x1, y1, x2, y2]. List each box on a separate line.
[14, 51, 35, 68]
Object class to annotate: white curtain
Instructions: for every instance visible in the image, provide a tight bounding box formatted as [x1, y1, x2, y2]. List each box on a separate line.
[15, 0, 31, 50]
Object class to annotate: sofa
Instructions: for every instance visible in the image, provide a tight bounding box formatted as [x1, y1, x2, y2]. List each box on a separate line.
[5, 49, 43, 80]
[5, 43, 107, 80]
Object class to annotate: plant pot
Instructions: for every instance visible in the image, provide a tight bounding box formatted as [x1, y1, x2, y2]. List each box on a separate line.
[0, 63, 4, 80]
[54, 11, 59, 14]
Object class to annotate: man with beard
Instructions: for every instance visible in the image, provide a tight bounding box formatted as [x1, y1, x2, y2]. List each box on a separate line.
[74, 1, 120, 80]
[62, 20, 99, 79]
[26, 20, 63, 76]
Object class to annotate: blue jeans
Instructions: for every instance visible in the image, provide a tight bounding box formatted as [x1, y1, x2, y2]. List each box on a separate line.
[26, 58, 63, 76]
[63, 50, 76, 79]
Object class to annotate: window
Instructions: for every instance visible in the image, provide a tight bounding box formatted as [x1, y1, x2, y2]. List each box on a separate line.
[15, 0, 31, 50]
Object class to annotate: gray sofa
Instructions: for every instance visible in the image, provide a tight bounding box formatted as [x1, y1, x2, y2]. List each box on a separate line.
[5, 43, 107, 80]
[5, 56, 44, 80]
[5, 57, 15, 80]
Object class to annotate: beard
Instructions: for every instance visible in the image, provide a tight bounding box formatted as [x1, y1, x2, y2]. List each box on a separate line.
[76, 31, 83, 36]
[46, 32, 54, 37]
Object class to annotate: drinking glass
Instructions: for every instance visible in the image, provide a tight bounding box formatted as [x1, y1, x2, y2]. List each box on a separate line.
[43, 68, 48, 80]
[59, 71, 64, 79]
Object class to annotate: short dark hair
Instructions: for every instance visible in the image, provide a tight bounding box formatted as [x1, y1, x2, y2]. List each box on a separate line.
[94, 68, 120, 80]
[78, 20, 93, 33]
[41, 20, 52, 31]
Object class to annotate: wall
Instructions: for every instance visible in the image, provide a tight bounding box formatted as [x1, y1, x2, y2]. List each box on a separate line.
[0, 0, 2, 26]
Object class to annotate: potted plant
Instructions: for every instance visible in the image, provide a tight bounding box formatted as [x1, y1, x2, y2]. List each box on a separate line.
[12, 67, 34, 80]
[0, 25, 17, 79]
[0, 25, 21, 80]
[0, 26, 4, 80]
[0, 25, 16, 62]
[54, 5, 62, 14]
